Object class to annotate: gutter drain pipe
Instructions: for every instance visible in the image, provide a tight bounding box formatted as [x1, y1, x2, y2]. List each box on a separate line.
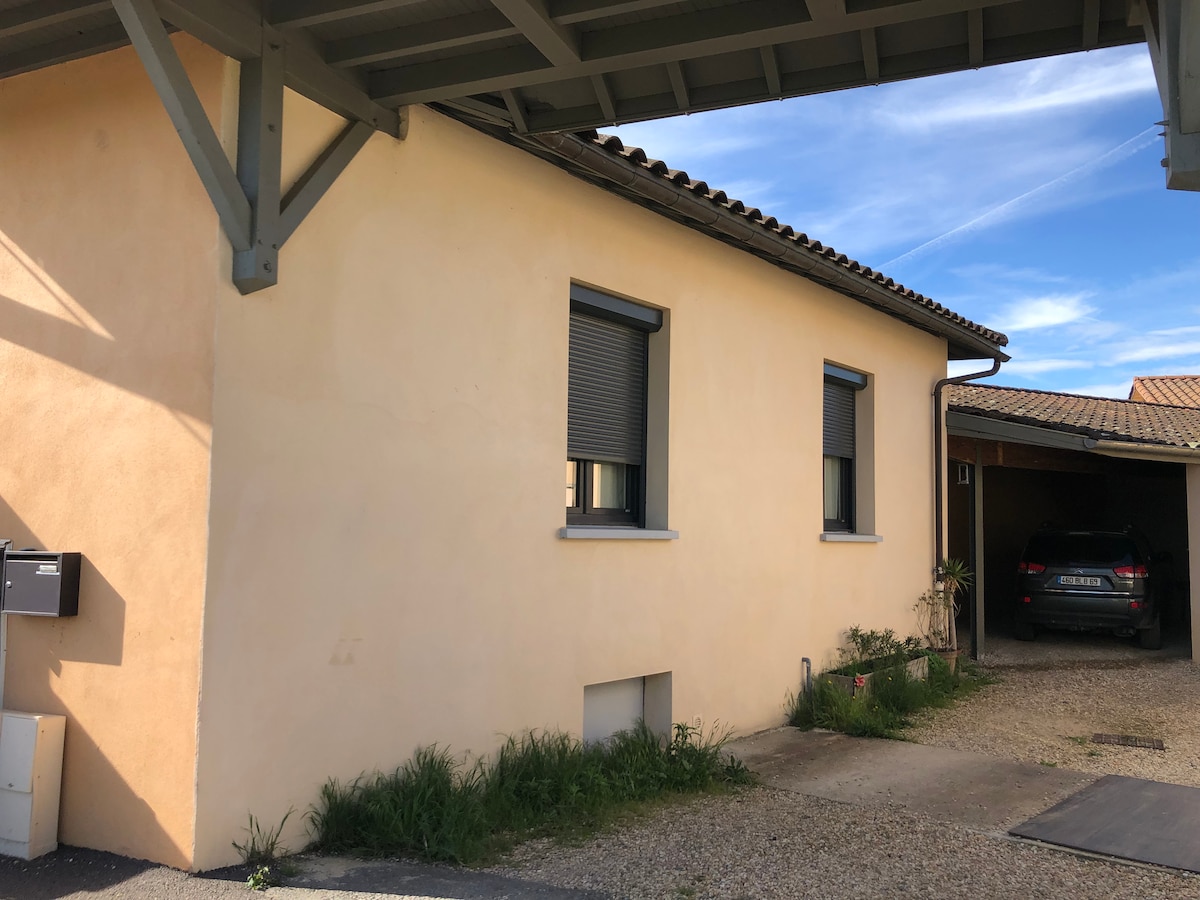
[932, 359, 1002, 580]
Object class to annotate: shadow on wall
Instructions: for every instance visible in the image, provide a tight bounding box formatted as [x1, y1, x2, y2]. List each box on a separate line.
[0, 500, 178, 864]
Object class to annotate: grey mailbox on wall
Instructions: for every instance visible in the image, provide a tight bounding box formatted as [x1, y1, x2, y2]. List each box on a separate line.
[2, 551, 81, 617]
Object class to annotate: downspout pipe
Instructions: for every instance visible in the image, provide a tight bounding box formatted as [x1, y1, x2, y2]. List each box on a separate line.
[933, 359, 1002, 580]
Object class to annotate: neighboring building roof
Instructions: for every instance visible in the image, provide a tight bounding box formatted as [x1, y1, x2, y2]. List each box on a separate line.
[456, 115, 1010, 361]
[947, 383, 1200, 449]
[1129, 375, 1200, 406]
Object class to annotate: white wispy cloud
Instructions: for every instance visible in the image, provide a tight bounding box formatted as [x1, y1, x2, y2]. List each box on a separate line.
[879, 50, 1156, 130]
[1000, 358, 1094, 376]
[1148, 324, 1200, 337]
[992, 294, 1097, 332]
[1113, 340, 1200, 364]
[880, 126, 1159, 268]
[948, 263, 1070, 284]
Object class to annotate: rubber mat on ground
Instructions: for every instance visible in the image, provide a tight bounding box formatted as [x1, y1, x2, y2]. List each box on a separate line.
[1010, 774, 1200, 873]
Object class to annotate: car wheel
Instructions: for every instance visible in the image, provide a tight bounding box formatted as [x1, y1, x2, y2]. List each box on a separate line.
[1014, 620, 1036, 642]
[1138, 616, 1163, 650]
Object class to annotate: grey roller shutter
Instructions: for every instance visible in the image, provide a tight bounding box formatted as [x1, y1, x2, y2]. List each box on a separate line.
[568, 312, 647, 465]
[823, 381, 855, 459]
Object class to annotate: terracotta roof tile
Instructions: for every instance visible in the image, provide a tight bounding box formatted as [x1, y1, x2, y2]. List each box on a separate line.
[946, 383, 1200, 448]
[583, 132, 1007, 351]
[1129, 375, 1200, 407]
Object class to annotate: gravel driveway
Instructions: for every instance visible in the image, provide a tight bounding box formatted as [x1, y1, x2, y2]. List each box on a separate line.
[909, 632, 1200, 785]
[488, 633, 1200, 899]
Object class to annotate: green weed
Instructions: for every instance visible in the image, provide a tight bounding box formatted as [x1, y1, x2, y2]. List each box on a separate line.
[245, 865, 276, 891]
[232, 808, 294, 867]
[308, 721, 753, 866]
[788, 651, 987, 739]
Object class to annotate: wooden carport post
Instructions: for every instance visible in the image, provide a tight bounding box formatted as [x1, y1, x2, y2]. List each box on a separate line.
[1188, 464, 1200, 663]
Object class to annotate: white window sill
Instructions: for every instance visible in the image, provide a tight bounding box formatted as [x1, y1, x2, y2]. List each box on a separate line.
[559, 527, 679, 540]
[820, 532, 883, 543]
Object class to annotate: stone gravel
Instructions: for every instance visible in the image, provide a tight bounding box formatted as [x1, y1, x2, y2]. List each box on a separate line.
[490, 633, 1200, 899]
[490, 788, 1200, 899]
[909, 635, 1200, 785]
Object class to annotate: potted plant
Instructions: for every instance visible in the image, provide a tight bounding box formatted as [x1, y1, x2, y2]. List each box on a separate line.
[914, 558, 973, 672]
[823, 626, 927, 697]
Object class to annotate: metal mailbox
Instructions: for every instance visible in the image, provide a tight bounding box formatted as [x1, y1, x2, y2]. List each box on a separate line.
[1, 552, 80, 617]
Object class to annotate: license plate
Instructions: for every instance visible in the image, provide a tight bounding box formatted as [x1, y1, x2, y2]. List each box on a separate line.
[1060, 575, 1101, 587]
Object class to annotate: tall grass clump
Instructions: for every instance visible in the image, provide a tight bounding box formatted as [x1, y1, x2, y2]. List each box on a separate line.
[788, 650, 984, 739]
[308, 721, 753, 865]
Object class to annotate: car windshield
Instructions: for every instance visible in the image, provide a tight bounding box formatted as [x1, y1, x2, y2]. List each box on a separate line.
[1024, 533, 1136, 567]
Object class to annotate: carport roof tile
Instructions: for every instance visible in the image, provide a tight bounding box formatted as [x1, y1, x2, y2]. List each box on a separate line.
[1130, 375, 1200, 407]
[946, 383, 1200, 448]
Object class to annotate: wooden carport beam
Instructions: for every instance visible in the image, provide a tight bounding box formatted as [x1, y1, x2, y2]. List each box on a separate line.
[233, 32, 286, 292]
[113, 0, 253, 251]
[0, 0, 109, 40]
[270, 0, 424, 28]
[1136, 0, 1200, 189]
[491, 0, 582, 65]
[114, 0, 393, 293]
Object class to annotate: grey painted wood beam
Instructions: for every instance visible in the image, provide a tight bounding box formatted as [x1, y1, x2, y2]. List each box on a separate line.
[112, 0, 253, 250]
[233, 33, 285, 293]
[967, 7, 983, 66]
[0, 0, 108, 40]
[1082, 0, 1100, 49]
[270, 0, 422, 28]
[280, 120, 374, 242]
[371, 0, 1035, 105]
[1180, 0, 1200, 133]
[591, 73, 617, 120]
[860, 26, 878, 80]
[667, 60, 690, 110]
[157, 0, 402, 135]
[502, 88, 530, 130]
[554, 0, 688, 26]
[804, 0, 845, 21]
[0, 23, 130, 80]
[440, 95, 514, 125]
[326, 11, 519, 67]
[759, 44, 781, 94]
[491, 0, 582, 65]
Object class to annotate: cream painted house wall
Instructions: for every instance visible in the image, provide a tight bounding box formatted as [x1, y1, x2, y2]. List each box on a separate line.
[192, 97, 946, 865]
[1, 37, 949, 871]
[0, 40, 224, 867]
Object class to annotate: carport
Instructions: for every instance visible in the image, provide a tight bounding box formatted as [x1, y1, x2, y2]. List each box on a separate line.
[944, 384, 1200, 661]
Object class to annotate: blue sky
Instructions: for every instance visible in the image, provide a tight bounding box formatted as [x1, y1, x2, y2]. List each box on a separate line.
[611, 45, 1198, 399]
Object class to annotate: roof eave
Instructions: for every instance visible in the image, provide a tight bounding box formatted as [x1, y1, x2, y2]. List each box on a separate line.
[452, 117, 1007, 362]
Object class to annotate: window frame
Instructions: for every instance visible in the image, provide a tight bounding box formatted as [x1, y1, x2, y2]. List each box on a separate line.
[566, 286, 662, 528]
[823, 363, 868, 534]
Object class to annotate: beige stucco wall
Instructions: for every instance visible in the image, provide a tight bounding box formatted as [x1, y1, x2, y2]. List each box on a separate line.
[192, 98, 947, 867]
[0, 40, 223, 866]
[0, 37, 951, 868]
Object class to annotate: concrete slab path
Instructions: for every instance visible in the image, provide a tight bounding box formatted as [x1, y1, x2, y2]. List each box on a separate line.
[728, 727, 1097, 832]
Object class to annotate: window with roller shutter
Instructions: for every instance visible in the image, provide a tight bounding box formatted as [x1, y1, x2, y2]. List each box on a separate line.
[566, 285, 662, 526]
[823, 363, 867, 533]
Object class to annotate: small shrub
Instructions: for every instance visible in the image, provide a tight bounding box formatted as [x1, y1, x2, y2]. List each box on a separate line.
[831, 626, 923, 676]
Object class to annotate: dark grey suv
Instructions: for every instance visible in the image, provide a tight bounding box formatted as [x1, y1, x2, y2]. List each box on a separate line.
[1014, 529, 1161, 649]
